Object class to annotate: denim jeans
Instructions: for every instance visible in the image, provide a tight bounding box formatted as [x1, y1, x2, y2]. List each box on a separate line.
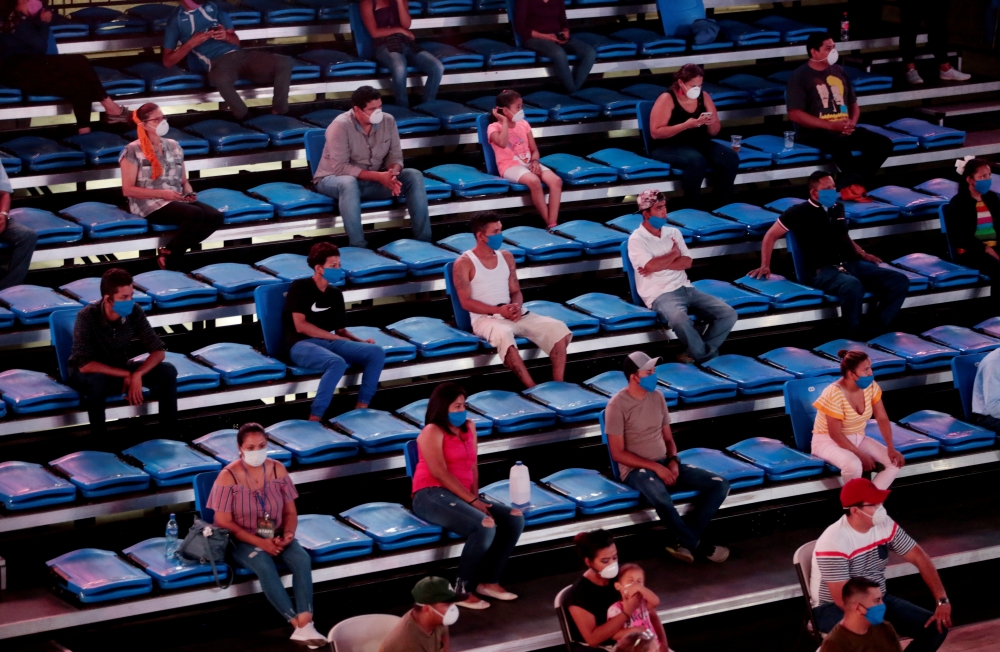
[814, 594, 947, 652]
[315, 168, 432, 248]
[412, 486, 525, 592]
[796, 127, 894, 184]
[233, 539, 313, 622]
[523, 38, 596, 94]
[651, 286, 738, 363]
[0, 219, 38, 290]
[623, 461, 730, 550]
[811, 260, 909, 339]
[375, 44, 444, 108]
[69, 361, 177, 435]
[649, 140, 740, 209]
[289, 338, 386, 418]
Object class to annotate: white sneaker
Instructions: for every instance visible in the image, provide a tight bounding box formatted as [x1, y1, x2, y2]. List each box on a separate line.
[905, 68, 924, 85]
[291, 622, 327, 649]
[939, 67, 971, 81]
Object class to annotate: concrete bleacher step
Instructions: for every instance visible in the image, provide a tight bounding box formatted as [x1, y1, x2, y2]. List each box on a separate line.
[917, 99, 1000, 126]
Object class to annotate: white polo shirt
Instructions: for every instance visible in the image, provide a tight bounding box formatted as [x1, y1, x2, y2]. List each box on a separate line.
[627, 224, 692, 308]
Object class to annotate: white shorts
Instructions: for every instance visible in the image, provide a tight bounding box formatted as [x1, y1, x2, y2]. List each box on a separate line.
[472, 312, 572, 358]
[502, 164, 552, 183]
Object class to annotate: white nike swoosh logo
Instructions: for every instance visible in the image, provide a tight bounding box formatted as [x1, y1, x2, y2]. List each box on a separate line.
[311, 303, 330, 312]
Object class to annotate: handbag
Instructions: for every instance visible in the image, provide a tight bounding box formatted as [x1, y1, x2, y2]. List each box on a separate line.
[177, 518, 233, 589]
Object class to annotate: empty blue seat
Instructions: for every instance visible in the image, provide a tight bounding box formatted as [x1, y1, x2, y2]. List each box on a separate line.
[753, 15, 826, 43]
[265, 419, 359, 464]
[840, 199, 900, 225]
[915, 178, 959, 200]
[759, 347, 841, 379]
[0, 147, 21, 174]
[855, 124, 920, 152]
[583, 370, 679, 407]
[466, 390, 558, 433]
[885, 118, 966, 149]
[412, 176, 453, 202]
[215, 1, 263, 24]
[381, 105, 442, 134]
[868, 332, 959, 370]
[197, 188, 275, 224]
[843, 67, 893, 92]
[194, 429, 292, 466]
[336, 247, 407, 283]
[295, 0, 350, 19]
[712, 139, 772, 169]
[0, 285, 82, 325]
[899, 410, 996, 452]
[437, 233, 525, 263]
[713, 203, 779, 235]
[522, 300, 601, 337]
[565, 293, 657, 331]
[879, 263, 930, 292]
[461, 39, 537, 66]
[863, 420, 940, 460]
[414, 100, 484, 130]
[421, 0, 472, 13]
[691, 279, 770, 316]
[60, 202, 148, 238]
[133, 351, 220, 392]
[70, 6, 146, 34]
[668, 208, 747, 242]
[976, 316, 1000, 339]
[47, 549, 153, 603]
[396, 398, 494, 435]
[867, 186, 946, 217]
[377, 240, 457, 276]
[743, 135, 822, 164]
[2, 136, 86, 171]
[0, 86, 19, 104]
[677, 448, 765, 489]
[523, 91, 602, 121]
[124, 537, 229, 589]
[331, 409, 420, 454]
[421, 42, 484, 69]
[654, 362, 738, 403]
[9, 208, 83, 244]
[185, 120, 270, 152]
[571, 88, 640, 117]
[716, 19, 780, 46]
[48, 13, 90, 38]
[123, 440, 222, 487]
[701, 354, 794, 395]
[127, 126, 210, 156]
[0, 369, 79, 414]
[764, 197, 806, 214]
[480, 479, 577, 525]
[0, 306, 11, 330]
[542, 468, 641, 514]
[298, 49, 377, 77]
[541, 153, 619, 185]
[734, 274, 825, 309]
[133, 270, 218, 308]
[727, 437, 826, 481]
[611, 28, 686, 55]
[922, 325, 1000, 354]
[719, 74, 785, 103]
[125, 4, 175, 31]
[572, 32, 638, 59]
[522, 381, 608, 423]
[812, 339, 908, 376]
[49, 451, 150, 498]
[296, 514, 374, 562]
[243, 114, 313, 146]
[952, 351, 986, 421]
[782, 376, 834, 451]
[347, 326, 418, 364]
[621, 83, 668, 102]
[239, 0, 315, 22]
[0, 461, 77, 510]
[193, 262, 282, 301]
[125, 62, 204, 92]
[892, 253, 979, 288]
[503, 226, 584, 261]
[424, 164, 509, 197]
[62, 131, 130, 165]
[340, 502, 441, 551]
[192, 342, 286, 385]
[250, 182, 334, 217]
[585, 148, 670, 180]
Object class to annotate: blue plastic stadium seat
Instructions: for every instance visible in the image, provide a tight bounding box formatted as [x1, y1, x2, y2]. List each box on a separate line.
[467, 96, 546, 124]
[899, 410, 996, 452]
[716, 19, 780, 46]
[503, 226, 584, 261]
[194, 429, 292, 466]
[753, 15, 826, 43]
[653, 362, 738, 403]
[437, 233, 525, 263]
[573, 32, 638, 59]
[421, 0, 472, 14]
[759, 347, 841, 379]
[381, 105, 442, 134]
[396, 398, 494, 435]
[461, 39, 537, 66]
[49, 451, 150, 498]
[0, 148, 21, 174]
[0, 369, 80, 414]
[377, 240, 457, 277]
[585, 148, 670, 180]
[339, 247, 409, 283]
[125, 62, 204, 92]
[127, 126, 210, 156]
[47, 13, 91, 39]
[414, 100, 484, 130]
[764, 198, 807, 214]
[480, 479, 577, 525]
[728, 437, 826, 481]
[9, 208, 83, 244]
[347, 326, 418, 364]
[863, 420, 940, 460]
[668, 208, 747, 242]
[70, 6, 147, 34]
[880, 263, 930, 292]
[193, 263, 282, 301]
[122, 439, 222, 487]
[298, 50, 377, 77]
[915, 178, 959, 200]
[410, 176, 453, 202]
[62, 131, 130, 165]
[782, 376, 835, 450]
[196, 188, 275, 224]
[701, 354, 795, 395]
[2, 136, 86, 171]
[424, 164, 509, 197]
[743, 135, 822, 164]
[125, 4, 175, 31]
[541, 154, 619, 185]
[843, 67, 893, 92]
[466, 390, 558, 433]
[341, 502, 442, 551]
[812, 339, 908, 376]
[719, 74, 785, 103]
[239, 0, 315, 22]
[133, 351, 220, 393]
[542, 468, 641, 514]
[133, 270, 218, 308]
[124, 537, 229, 589]
[885, 118, 966, 149]
[47, 549, 153, 603]
[192, 342, 286, 385]
[611, 28, 686, 55]
[296, 514, 374, 562]
[388, 316, 480, 356]
[854, 124, 920, 152]
[656, 0, 733, 51]
[713, 203, 778, 235]
[584, 370, 679, 406]
[522, 381, 608, 423]
[712, 139, 772, 169]
[214, 1, 263, 24]
[521, 300, 601, 337]
[976, 316, 1000, 339]
[0, 86, 20, 105]
[0, 306, 11, 330]
[265, 419, 360, 464]
[185, 120, 270, 152]
[621, 83, 668, 102]
[421, 42, 484, 69]
[922, 325, 1000, 355]
[734, 274, 825, 309]
[677, 448, 765, 489]
[243, 114, 313, 147]
[571, 88, 639, 119]
[840, 199, 900, 225]
[868, 332, 959, 370]
[0, 461, 77, 510]
[295, 0, 350, 19]
[952, 352, 988, 420]
[250, 182, 334, 217]
[867, 186, 946, 217]
[691, 279, 770, 316]
[566, 293, 658, 331]
[60, 202, 148, 238]
[0, 285, 82, 325]
[607, 213, 646, 235]
[892, 253, 979, 288]
[523, 91, 602, 122]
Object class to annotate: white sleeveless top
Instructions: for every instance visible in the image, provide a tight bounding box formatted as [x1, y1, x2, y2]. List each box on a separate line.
[463, 249, 511, 322]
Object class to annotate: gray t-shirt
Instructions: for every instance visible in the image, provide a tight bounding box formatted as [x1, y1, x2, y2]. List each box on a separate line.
[118, 139, 185, 217]
[604, 388, 670, 480]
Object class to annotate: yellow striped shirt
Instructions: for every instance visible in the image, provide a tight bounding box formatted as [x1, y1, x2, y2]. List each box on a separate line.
[812, 381, 882, 436]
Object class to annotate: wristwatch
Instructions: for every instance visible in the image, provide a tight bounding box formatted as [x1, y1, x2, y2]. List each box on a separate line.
[937, 597, 950, 606]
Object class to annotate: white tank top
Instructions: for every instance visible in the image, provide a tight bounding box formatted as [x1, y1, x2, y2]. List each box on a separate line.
[463, 249, 511, 322]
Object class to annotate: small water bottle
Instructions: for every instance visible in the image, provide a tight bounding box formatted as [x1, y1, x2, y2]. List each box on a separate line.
[165, 513, 179, 560]
[509, 461, 531, 506]
[840, 12, 849, 41]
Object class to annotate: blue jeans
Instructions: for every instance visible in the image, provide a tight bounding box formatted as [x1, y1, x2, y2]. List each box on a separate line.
[814, 594, 947, 652]
[0, 219, 38, 290]
[375, 44, 444, 108]
[649, 140, 740, 209]
[233, 539, 313, 622]
[624, 461, 730, 551]
[523, 38, 596, 94]
[811, 259, 909, 339]
[315, 168, 432, 248]
[413, 486, 525, 593]
[651, 286, 738, 363]
[289, 338, 386, 418]
[69, 361, 177, 436]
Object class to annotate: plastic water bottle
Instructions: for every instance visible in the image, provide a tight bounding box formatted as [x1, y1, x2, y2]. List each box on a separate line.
[840, 12, 850, 41]
[509, 461, 531, 506]
[165, 513, 179, 560]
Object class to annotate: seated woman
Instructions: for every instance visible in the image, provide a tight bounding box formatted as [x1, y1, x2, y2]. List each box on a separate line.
[488, 90, 563, 229]
[208, 423, 326, 647]
[0, 0, 130, 134]
[359, 0, 444, 108]
[119, 103, 224, 270]
[648, 64, 738, 210]
[411, 382, 525, 609]
[945, 157, 1000, 313]
[811, 350, 904, 489]
[566, 529, 633, 651]
[513, 0, 595, 94]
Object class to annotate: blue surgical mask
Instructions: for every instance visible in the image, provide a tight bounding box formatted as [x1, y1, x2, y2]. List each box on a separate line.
[638, 373, 659, 392]
[323, 267, 345, 284]
[817, 189, 839, 208]
[863, 602, 886, 626]
[647, 217, 667, 230]
[112, 300, 134, 319]
[485, 233, 504, 251]
[855, 374, 874, 389]
[448, 410, 467, 427]
[975, 178, 992, 195]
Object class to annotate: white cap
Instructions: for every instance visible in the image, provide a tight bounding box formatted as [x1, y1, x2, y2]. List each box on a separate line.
[623, 351, 661, 378]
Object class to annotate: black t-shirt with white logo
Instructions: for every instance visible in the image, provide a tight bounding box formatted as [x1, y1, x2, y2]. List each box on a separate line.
[282, 278, 347, 354]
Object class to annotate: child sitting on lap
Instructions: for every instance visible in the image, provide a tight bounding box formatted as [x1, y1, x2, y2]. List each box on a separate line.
[607, 563, 669, 652]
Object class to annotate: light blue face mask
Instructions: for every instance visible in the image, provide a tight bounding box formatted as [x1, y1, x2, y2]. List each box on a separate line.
[855, 374, 874, 389]
[448, 410, 468, 427]
[112, 300, 134, 319]
[647, 216, 668, 230]
[323, 267, 345, 284]
[485, 233, 504, 251]
[975, 178, 993, 195]
[638, 373, 659, 392]
[863, 602, 886, 626]
[818, 189, 839, 208]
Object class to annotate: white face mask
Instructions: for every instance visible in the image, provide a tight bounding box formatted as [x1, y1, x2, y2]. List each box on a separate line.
[599, 561, 619, 579]
[368, 108, 384, 125]
[155, 119, 170, 137]
[684, 84, 702, 100]
[814, 48, 838, 66]
[859, 505, 888, 527]
[434, 604, 459, 626]
[242, 448, 268, 467]
[511, 109, 525, 123]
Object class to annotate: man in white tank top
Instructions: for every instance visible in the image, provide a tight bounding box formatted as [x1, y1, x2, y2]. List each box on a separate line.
[452, 213, 573, 387]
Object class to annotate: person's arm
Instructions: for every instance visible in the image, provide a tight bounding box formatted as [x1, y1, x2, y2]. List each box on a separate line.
[825, 414, 876, 471]
[335, 328, 375, 344]
[161, 27, 214, 68]
[211, 471, 282, 554]
[568, 607, 631, 648]
[636, 587, 660, 609]
[788, 109, 844, 131]
[651, 611, 669, 652]
[292, 312, 349, 340]
[748, 220, 789, 277]
[639, 239, 692, 274]
[506, 250, 524, 308]
[947, 195, 990, 257]
[650, 93, 698, 140]
[846, 102, 861, 128]
[275, 464, 298, 547]
[607, 434, 669, 475]
[489, 115, 510, 148]
[981, 356, 1000, 416]
[872, 398, 904, 468]
[441, 628, 450, 652]
[120, 155, 185, 202]
[0, 187, 9, 237]
[324, 121, 365, 178]
[703, 93, 722, 137]
[900, 544, 952, 632]
[453, 256, 505, 316]
[214, 10, 239, 45]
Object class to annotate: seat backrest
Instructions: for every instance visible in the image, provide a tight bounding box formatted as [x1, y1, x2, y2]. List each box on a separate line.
[347, 3, 376, 59]
[476, 113, 500, 177]
[785, 228, 811, 285]
[443, 260, 474, 333]
[598, 411, 622, 481]
[793, 540, 822, 641]
[49, 309, 79, 383]
[636, 101, 655, 156]
[193, 470, 221, 524]
[303, 128, 326, 178]
[505, 0, 522, 47]
[329, 614, 403, 652]
[620, 239, 642, 306]
[554, 584, 575, 652]
[783, 377, 834, 451]
[403, 439, 419, 477]
[255, 282, 292, 359]
[952, 351, 988, 421]
[657, 0, 706, 38]
[939, 203, 957, 262]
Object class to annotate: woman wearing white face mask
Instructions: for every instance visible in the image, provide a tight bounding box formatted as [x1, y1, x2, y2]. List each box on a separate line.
[120, 102, 223, 271]
[566, 529, 636, 650]
[208, 423, 325, 648]
[647, 64, 738, 210]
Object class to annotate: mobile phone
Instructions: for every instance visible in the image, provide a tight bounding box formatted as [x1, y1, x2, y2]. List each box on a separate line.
[184, 193, 197, 201]
[700, 112, 712, 120]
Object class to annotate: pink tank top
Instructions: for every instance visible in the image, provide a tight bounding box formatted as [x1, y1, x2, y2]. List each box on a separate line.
[411, 429, 477, 495]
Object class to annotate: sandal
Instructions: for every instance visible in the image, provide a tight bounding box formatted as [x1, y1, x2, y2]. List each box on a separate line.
[156, 247, 170, 270]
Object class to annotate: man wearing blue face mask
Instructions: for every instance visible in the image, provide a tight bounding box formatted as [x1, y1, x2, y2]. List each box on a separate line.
[750, 171, 909, 338]
[69, 268, 177, 436]
[283, 242, 385, 421]
[820, 578, 903, 652]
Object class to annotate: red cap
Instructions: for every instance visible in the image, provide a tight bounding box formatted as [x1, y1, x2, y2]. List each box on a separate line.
[839, 478, 891, 508]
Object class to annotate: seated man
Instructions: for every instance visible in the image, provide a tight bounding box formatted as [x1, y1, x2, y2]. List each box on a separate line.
[628, 189, 737, 363]
[68, 268, 177, 436]
[786, 33, 894, 188]
[163, 0, 293, 121]
[750, 171, 909, 339]
[0, 162, 38, 290]
[379, 576, 465, 652]
[283, 242, 386, 421]
[606, 351, 730, 563]
[313, 86, 432, 248]
[971, 347, 1000, 433]
[452, 212, 572, 388]
[811, 479, 951, 651]
[819, 577, 903, 652]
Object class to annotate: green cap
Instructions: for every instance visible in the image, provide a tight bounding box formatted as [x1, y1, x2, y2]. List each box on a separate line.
[412, 576, 467, 604]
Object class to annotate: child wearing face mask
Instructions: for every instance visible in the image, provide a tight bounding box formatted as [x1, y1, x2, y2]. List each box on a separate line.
[487, 89, 564, 229]
[606, 564, 669, 652]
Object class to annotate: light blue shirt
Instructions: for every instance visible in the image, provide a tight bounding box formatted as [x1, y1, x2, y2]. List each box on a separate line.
[972, 348, 1000, 417]
[163, 2, 237, 74]
[0, 162, 11, 195]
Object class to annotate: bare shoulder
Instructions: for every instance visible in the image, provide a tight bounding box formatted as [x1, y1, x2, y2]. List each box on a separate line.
[501, 248, 517, 270]
[217, 464, 238, 486]
[270, 459, 290, 479]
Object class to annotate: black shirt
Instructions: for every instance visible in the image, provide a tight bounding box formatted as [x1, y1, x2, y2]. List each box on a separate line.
[565, 575, 622, 646]
[778, 199, 857, 275]
[785, 63, 857, 132]
[68, 302, 165, 372]
[945, 190, 1000, 258]
[281, 278, 347, 354]
[662, 88, 709, 149]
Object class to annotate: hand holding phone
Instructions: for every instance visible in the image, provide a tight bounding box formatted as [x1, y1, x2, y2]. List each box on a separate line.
[699, 111, 713, 122]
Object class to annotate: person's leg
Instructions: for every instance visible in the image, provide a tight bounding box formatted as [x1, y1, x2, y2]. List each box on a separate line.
[796, 129, 859, 179]
[812, 267, 866, 338]
[624, 466, 699, 549]
[883, 594, 948, 652]
[325, 339, 386, 407]
[811, 435, 864, 483]
[812, 602, 844, 634]
[924, 0, 952, 64]
[412, 487, 497, 594]
[289, 340, 348, 420]
[277, 540, 314, 621]
[510, 313, 573, 382]
[685, 288, 738, 360]
[518, 171, 550, 224]
[0, 220, 39, 291]
[898, 0, 921, 66]
[315, 175, 366, 247]
[842, 128, 894, 183]
[539, 168, 562, 226]
[652, 289, 709, 361]
[563, 39, 596, 93]
[69, 369, 112, 435]
[145, 201, 224, 271]
[208, 51, 250, 120]
[375, 47, 410, 107]
[474, 498, 525, 587]
[408, 49, 445, 104]
[242, 51, 294, 115]
[473, 317, 535, 387]
[673, 463, 730, 547]
[701, 140, 741, 207]
[976, 412, 1000, 433]
[649, 145, 708, 208]
[857, 436, 901, 489]
[844, 260, 908, 336]
[398, 168, 432, 242]
[137, 361, 178, 430]
[524, 38, 575, 94]
[231, 541, 298, 622]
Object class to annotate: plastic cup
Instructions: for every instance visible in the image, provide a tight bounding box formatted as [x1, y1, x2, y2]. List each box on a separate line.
[784, 131, 795, 150]
[730, 135, 741, 151]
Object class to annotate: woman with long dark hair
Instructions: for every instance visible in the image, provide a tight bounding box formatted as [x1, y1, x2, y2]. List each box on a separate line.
[411, 382, 525, 609]
[565, 529, 633, 650]
[945, 157, 1000, 311]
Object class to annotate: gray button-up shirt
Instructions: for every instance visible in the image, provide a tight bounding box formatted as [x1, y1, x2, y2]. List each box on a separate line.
[313, 110, 404, 182]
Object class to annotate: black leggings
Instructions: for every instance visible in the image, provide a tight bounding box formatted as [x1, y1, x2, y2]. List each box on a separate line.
[900, 0, 952, 65]
[0, 54, 109, 128]
[146, 201, 224, 270]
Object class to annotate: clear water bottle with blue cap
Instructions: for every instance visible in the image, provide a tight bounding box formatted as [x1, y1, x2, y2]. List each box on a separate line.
[165, 513, 179, 560]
